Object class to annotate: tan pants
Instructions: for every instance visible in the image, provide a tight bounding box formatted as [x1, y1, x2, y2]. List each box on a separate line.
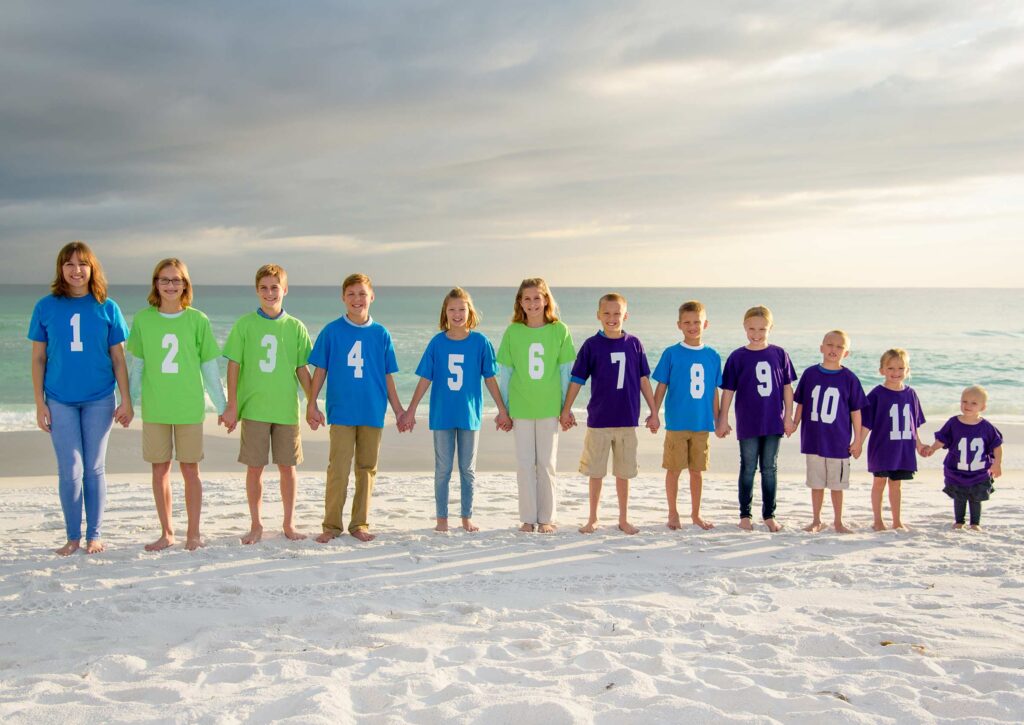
[324, 424, 382, 535]
[513, 417, 559, 525]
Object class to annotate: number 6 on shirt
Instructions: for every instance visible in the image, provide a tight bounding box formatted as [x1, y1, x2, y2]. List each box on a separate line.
[528, 343, 544, 380]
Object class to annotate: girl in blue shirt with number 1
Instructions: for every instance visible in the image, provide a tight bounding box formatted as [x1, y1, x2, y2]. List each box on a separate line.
[402, 288, 512, 532]
[28, 242, 133, 556]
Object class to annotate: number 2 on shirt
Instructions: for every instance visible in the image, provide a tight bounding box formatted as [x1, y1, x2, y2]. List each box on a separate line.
[755, 361, 772, 397]
[957, 437, 985, 471]
[161, 334, 179, 374]
[348, 340, 364, 379]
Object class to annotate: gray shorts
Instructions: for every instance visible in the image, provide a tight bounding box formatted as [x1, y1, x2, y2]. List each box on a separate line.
[805, 454, 851, 490]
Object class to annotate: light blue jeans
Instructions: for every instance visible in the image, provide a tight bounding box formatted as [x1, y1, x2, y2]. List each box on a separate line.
[433, 428, 478, 519]
[48, 393, 115, 542]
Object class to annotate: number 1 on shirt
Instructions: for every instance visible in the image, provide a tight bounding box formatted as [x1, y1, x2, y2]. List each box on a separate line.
[348, 340, 364, 379]
[69, 313, 84, 352]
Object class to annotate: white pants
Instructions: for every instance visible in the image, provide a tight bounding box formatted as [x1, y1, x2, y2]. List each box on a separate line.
[513, 417, 560, 525]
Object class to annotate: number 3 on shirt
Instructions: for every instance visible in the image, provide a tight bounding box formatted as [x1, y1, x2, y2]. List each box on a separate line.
[259, 334, 278, 373]
[348, 341, 364, 379]
[528, 343, 544, 380]
[161, 334, 179, 374]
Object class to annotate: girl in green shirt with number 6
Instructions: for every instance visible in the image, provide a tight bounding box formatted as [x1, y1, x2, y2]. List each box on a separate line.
[127, 258, 225, 552]
[497, 278, 576, 533]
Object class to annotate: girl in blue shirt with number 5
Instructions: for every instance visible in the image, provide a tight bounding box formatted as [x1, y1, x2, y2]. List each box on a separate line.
[28, 242, 133, 556]
[401, 288, 512, 533]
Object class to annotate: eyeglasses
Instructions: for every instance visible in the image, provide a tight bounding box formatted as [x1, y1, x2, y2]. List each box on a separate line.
[157, 278, 186, 287]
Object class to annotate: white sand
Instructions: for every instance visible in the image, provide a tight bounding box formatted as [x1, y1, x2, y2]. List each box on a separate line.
[1, 466, 1023, 723]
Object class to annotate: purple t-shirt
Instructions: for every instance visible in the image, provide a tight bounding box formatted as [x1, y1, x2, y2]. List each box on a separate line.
[570, 332, 651, 428]
[934, 416, 1003, 487]
[862, 385, 925, 473]
[794, 365, 867, 458]
[721, 345, 797, 439]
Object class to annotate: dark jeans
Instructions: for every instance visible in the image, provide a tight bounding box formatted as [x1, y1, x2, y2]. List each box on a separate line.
[953, 498, 982, 526]
[738, 434, 782, 520]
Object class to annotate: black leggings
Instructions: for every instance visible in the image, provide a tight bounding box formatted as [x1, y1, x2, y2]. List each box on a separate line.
[954, 498, 982, 526]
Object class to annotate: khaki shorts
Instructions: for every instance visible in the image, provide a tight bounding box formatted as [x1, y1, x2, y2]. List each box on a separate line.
[662, 430, 710, 471]
[239, 420, 303, 467]
[579, 427, 638, 479]
[805, 454, 851, 490]
[142, 422, 203, 464]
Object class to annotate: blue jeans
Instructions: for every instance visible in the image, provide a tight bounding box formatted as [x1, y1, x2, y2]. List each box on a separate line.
[433, 428, 478, 519]
[738, 434, 781, 521]
[48, 394, 115, 541]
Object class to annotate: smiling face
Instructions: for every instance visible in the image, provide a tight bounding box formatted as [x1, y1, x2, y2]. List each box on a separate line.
[820, 332, 850, 369]
[880, 354, 908, 388]
[343, 282, 374, 321]
[677, 310, 707, 345]
[446, 298, 469, 330]
[597, 299, 627, 337]
[519, 286, 547, 326]
[156, 264, 187, 309]
[257, 275, 287, 315]
[960, 390, 986, 420]
[62, 251, 91, 297]
[743, 315, 771, 349]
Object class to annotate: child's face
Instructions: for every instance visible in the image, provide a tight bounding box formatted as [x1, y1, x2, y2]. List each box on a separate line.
[880, 356, 908, 386]
[343, 282, 374, 316]
[446, 298, 469, 329]
[819, 333, 849, 366]
[62, 251, 91, 296]
[597, 300, 627, 335]
[677, 311, 707, 344]
[520, 287, 547, 322]
[257, 276, 287, 311]
[156, 264, 186, 305]
[960, 391, 986, 417]
[743, 316, 771, 346]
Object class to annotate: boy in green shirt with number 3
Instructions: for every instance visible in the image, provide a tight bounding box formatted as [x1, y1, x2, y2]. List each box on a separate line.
[222, 264, 314, 544]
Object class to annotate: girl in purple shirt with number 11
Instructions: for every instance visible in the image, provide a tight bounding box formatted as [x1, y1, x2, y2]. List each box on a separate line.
[717, 305, 797, 532]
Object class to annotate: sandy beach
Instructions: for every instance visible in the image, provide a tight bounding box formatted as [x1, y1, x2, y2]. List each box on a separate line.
[1, 419, 1022, 723]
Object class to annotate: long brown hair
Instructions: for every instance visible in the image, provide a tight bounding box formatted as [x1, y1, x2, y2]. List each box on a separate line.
[511, 277, 560, 324]
[439, 287, 481, 331]
[51, 241, 108, 303]
[148, 258, 194, 308]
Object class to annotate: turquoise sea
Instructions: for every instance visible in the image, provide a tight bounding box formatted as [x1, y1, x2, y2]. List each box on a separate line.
[2, 285, 1021, 429]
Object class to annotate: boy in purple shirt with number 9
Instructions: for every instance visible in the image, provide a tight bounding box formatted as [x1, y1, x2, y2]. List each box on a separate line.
[792, 330, 866, 534]
[561, 293, 658, 535]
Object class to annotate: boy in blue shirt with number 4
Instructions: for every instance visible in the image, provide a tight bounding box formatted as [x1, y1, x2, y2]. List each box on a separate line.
[307, 273, 406, 543]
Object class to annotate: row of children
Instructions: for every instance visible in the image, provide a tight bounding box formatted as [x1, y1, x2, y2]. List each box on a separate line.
[30, 242, 1004, 555]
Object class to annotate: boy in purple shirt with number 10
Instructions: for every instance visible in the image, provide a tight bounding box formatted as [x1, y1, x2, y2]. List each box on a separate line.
[792, 330, 866, 534]
[560, 293, 658, 535]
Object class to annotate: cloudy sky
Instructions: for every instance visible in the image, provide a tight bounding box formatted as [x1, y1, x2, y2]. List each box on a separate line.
[2, 1, 1022, 287]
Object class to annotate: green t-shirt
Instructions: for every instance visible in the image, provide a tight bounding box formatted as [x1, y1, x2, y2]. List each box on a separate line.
[222, 311, 312, 425]
[126, 306, 221, 424]
[496, 320, 576, 419]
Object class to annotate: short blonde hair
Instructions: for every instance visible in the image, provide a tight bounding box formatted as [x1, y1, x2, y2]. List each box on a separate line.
[743, 305, 773, 326]
[963, 385, 988, 404]
[148, 258, 193, 308]
[342, 273, 372, 293]
[678, 300, 705, 317]
[256, 264, 288, 288]
[880, 348, 909, 369]
[598, 292, 627, 309]
[439, 287, 481, 331]
[512, 277, 560, 324]
[824, 329, 850, 348]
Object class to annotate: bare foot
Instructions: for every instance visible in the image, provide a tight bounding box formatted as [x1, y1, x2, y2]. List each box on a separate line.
[892, 522, 908, 531]
[315, 531, 340, 543]
[579, 520, 598, 534]
[85, 539, 105, 554]
[144, 535, 175, 552]
[618, 521, 639, 535]
[435, 518, 450, 533]
[738, 518, 754, 531]
[241, 526, 263, 545]
[968, 524, 982, 531]
[666, 516, 681, 530]
[537, 524, 557, 534]
[184, 536, 205, 551]
[952, 523, 964, 530]
[55, 540, 81, 556]
[833, 522, 854, 534]
[519, 523, 536, 533]
[691, 516, 715, 530]
[461, 518, 479, 532]
[351, 529, 376, 542]
[764, 519, 783, 533]
[804, 521, 823, 533]
[872, 521, 887, 532]
[283, 527, 306, 541]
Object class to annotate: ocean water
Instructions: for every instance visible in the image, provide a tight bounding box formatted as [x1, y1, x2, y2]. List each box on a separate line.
[3, 285, 1022, 430]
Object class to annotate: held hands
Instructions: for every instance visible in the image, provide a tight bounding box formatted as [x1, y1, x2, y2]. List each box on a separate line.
[916, 442, 932, 458]
[36, 403, 51, 433]
[645, 413, 660, 434]
[849, 441, 863, 459]
[715, 420, 732, 439]
[559, 410, 577, 432]
[397, 410, 415, 433]
[494, 411, 512, 432]
[113, 401, 134, 428]
[306, 402, 326, 431]
[220, 404, 238, 434]
[784, 417, 797, 437]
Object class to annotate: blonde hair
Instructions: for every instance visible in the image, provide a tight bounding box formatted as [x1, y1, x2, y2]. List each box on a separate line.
[512, 277, 560, 324]
[743, 305, 773, 326]
[148, 258, 193, 308]
[342, 273, 373, 293]
[439, 287, 481, 330]
[824, 329, 850, 348]
[678, 300, 705, 317]
[963, 385, 988, 404]
[598, 292, 627, 309]
[880, 348, 910, 369]
[256, 263, 288, 288]
[51, 241, 109, 303]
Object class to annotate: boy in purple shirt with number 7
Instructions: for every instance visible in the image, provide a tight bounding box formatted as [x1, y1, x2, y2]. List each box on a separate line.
[560, 293, 659, 535]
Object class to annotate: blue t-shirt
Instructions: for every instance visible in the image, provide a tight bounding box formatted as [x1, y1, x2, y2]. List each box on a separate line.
[27, 294, 129, 404]
[652, 342, 722, 432]
[570, 331, 651, 428]
[308, 316, 399, 428]
[414, 331, 497, 431]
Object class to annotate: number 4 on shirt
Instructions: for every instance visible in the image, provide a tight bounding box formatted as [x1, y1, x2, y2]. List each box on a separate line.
[348, 340, 364, 379]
